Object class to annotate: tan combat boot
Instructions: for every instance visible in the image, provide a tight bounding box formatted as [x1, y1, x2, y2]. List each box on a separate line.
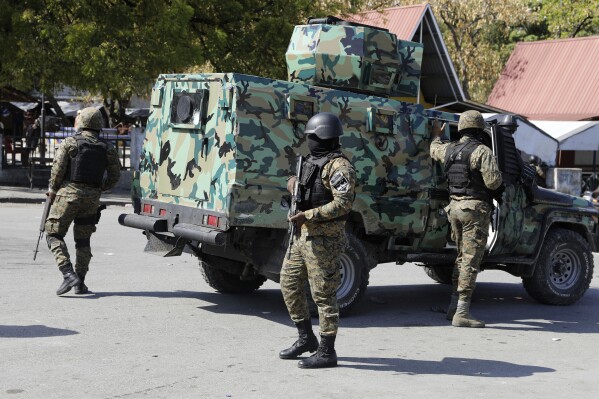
[452, 300, 485, 328]
[446, 293, 458, 321]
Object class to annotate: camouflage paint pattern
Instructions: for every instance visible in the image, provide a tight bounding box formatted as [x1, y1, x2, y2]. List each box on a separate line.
[138, 71, 461, 251]
[303, 156, 356, 237]
[136, 21, 598, 261]
[447, 200, 491, 302]
[280, 233, 346, 336]
[48, 131, 121, 193]
[285, 23, 422, 98]
[429, 136, 503, 197]
[397, 39, 423, 98]
[45, 193, 100, 275]
[46, 131, 120, 275]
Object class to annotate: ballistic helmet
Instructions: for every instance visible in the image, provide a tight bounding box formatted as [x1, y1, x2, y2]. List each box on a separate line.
[458, 110, 485, 132]
[78, 107, 103, 132]
[304, 112, 343, 139]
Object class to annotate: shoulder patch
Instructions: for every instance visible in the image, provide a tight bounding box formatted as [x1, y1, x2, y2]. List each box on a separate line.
[330, 171, 350, 193]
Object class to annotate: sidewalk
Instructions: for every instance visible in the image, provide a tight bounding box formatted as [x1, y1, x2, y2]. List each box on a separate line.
[0, 185, 131, 206]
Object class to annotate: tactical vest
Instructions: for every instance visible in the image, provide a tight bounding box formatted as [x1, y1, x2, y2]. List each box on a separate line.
[68, 134, 108, 187]
[298, 152, 347, 212]
[443, 140, 491, 203]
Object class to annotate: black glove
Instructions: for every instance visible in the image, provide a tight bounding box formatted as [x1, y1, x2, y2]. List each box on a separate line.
[95, 204, 107, 224]
[491, 184, 505, 205]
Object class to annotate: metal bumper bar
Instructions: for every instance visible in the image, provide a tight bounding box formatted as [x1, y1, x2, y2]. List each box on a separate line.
[119, 214, 226, 246]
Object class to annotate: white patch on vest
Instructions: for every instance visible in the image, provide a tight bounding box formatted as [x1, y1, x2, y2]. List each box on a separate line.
[331, 171, 350, 193]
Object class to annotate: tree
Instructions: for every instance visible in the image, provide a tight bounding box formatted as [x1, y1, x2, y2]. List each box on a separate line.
[0, 0, 202, 122]
[187, 0, 370, 80]
[538, 0, 599, 38]
[428, 0, 532, 102]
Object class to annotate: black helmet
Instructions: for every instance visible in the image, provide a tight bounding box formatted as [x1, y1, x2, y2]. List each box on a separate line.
[304, 112, 343, 139]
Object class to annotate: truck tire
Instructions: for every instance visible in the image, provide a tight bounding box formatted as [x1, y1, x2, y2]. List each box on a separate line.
[199, 256, 266, 294]
[309, 232, 371, 317]
[522, 228, 594, 305]
[423, 265, 454, 285]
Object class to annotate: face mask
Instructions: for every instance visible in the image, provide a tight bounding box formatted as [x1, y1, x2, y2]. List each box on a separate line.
[307, 135, 340, 157]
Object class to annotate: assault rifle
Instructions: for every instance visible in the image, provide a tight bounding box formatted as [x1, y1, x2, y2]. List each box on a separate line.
[287, 154, 303, 259]
[33, 196, 52, 261]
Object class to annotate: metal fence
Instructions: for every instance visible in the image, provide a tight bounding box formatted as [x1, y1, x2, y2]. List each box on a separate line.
[2, 127, 142, 170]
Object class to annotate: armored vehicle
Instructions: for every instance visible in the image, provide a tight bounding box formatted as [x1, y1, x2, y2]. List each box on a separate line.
[120, 17, 598, 313]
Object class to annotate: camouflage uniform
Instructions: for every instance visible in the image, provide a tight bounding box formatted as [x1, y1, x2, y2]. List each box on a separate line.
[280, 156, 356, 336]
[46, 126, 121, 288]
[430, 136, 502, 303]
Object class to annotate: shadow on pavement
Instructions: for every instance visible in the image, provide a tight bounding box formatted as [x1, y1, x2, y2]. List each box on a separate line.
[0, 325, 79, 338]
[339, 356, 555, 377]
[58, 282, 599, 334]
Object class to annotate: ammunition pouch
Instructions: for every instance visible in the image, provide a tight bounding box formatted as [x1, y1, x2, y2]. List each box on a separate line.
[74, 204, 106, 226]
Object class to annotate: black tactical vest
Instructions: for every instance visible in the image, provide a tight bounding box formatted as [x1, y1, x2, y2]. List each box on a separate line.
[68, 134, 108, 187]
[443, 140, 491, 203]
[298, 152, 347, 211]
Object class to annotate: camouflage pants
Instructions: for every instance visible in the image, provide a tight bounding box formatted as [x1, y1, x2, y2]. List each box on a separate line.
[280, 233, 346, 336]
[45, 193, 100, 276]
[447, 200, 491, 302]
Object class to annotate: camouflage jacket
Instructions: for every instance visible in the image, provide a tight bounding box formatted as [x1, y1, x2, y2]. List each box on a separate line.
[302, 156, 356, 237]
[48, 131, 121, 197]
[430, 136, 502, 202]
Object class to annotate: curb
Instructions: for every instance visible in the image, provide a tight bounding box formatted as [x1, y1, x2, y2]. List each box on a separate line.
[0, 197, 131, 206]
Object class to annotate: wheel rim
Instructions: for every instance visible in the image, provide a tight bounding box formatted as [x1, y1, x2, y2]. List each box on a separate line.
[549, 247, 582, 290]
[337, 253, 356, 299]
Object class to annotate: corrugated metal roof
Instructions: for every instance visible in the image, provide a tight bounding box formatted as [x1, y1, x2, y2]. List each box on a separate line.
[343, 4, 427, 40]
[487, 36, 599, 121]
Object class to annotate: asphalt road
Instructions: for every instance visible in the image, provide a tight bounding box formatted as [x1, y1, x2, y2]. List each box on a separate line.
[1, 203, 598, 399]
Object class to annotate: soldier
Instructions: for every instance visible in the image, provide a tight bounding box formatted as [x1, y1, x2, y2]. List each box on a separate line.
[45, 107, 121, 295]
[430, 110, 503, 328]
[279, 112, 356, 368]
[528, 155, 547, 188]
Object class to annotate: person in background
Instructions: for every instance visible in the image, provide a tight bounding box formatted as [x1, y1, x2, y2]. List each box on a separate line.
[45, 107, 121, 296]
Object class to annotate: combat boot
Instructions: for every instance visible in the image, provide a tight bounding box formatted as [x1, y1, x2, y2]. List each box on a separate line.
[452, 300, 485, 328]
[298, 334, 337, 369]
[279, 319, 319, 359]
[56, 264, 81, 296]
[73, 272, 90, 295]
[446, 293, 459, 321]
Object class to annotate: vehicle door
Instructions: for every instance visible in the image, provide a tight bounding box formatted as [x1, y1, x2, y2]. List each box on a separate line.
[486, 117, 526, 255]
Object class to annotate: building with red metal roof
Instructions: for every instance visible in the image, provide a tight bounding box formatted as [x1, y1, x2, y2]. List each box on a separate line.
[345, 3, 506, 114]
[487, 36, 599, 121]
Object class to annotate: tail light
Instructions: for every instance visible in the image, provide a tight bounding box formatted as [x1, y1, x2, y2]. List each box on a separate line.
[207, 215, 219, 227]
[143, 204, 153, 214]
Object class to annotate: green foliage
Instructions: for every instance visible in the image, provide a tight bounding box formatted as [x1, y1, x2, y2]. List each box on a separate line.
[0, 0, 201, 104]
[187, 0, 353, 80]
[0, 0, 596, 108]
[537, 0, 599, 38]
